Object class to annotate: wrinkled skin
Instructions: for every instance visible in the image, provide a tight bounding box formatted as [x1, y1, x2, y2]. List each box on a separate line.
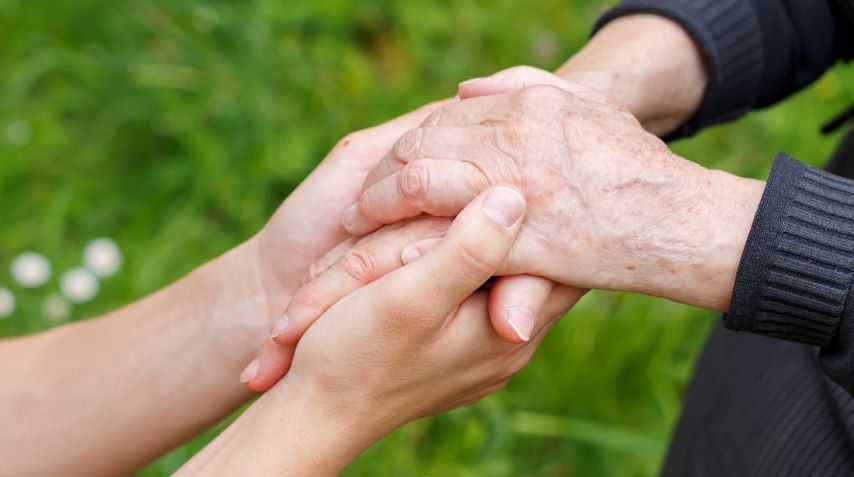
[347, 71, 763, 310]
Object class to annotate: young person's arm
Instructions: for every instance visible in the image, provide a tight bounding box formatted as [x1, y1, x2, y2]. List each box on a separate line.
[0, 244, 269, 475]
[0, 101, 454, 476]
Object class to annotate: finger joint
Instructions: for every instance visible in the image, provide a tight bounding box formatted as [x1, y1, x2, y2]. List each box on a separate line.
[340, 248, 379, 284]
[399, 161, 430, 204]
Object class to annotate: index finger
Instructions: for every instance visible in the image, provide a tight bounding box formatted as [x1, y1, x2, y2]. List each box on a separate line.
[358, 93, 516, 192]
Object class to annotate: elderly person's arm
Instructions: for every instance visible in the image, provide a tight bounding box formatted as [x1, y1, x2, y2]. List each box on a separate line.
[560, 0, 852, 138]
[340, 69, 854, 401]
[554, 0, 854, 393]
[327, 1, 854, 398]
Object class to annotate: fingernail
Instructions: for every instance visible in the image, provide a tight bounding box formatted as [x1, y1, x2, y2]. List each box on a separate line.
[506, 306, 534, 342]
[343, 204, 359, 231]
[482, 187, 524, 228]
[239, 358, 260, 383]
[271, 313, 289, 338]
[401, 247, 421, 264]
[459, 77, 484, 88]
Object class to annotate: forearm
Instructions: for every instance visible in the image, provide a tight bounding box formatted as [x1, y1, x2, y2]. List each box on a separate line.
[0, 239, 278, 476]
[556, 14, 708, 136]
[553, 15, 771, 308]
[634, 164, 765, 311]
[722, 155, 854, 396]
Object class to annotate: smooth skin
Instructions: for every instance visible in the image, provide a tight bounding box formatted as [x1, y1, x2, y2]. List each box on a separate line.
[0, 99, 539, 475]
[179, 187, 585, 476]
[0, 104, 434, 476]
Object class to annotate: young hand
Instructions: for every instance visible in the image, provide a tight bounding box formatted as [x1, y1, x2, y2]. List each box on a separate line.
[184, 186, 584, 476]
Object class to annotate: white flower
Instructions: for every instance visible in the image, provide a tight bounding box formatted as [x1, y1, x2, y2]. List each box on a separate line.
[43, 294, 70, 323]
[60, 268, 99, 303]
[11, 252, 51, 288]
[83, 238, 122, 278]
[0, 287, 14, 318]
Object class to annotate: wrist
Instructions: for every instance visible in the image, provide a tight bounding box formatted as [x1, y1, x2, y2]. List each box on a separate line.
[700, 170, 765, 311]
[639, 165, 764, 311]
[177, 240, 281, 372]
[557, 14, 707, 136]
[212, 374, 384, 476]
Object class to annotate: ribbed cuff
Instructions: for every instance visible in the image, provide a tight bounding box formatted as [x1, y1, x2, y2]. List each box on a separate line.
[593, 0, 764, 139]
[726, 154, 854, 347]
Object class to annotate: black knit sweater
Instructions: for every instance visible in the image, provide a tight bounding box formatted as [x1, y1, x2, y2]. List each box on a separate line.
[597, 0, 854, 395]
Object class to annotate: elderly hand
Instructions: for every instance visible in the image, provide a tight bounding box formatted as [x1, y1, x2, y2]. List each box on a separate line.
[182, 187, 584, 476]
[242, 95, 564, 390]
[342, 67, 764, 311]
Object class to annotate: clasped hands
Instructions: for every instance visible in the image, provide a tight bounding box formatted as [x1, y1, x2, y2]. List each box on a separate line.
[231, 66, 763, 463]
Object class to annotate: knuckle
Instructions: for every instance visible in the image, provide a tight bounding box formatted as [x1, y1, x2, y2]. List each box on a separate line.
[301, 261, 326, 285]
[340, 247, 379, 284]
[399, 161, 431, 204]
[391, 128, 423, 165]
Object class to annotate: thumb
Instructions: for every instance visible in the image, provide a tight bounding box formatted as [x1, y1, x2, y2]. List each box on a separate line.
[372, 185, 526, 320]
[458, 65, 585, 100]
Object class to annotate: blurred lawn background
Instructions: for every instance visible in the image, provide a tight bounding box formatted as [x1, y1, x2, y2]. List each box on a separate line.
[1, 0, 852, 475]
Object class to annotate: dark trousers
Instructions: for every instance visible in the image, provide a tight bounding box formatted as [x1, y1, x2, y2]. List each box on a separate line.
[660, 134, 854, 477]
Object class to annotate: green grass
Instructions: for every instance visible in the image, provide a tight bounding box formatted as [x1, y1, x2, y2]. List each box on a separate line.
[1, 0, 853, 475]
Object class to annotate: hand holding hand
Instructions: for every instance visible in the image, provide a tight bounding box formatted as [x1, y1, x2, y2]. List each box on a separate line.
[250, 99, 451, 312]
[344, 67, 764, 311]
[244, 210, 569, 390]
[188, 187, 584, 476]
[235, 100, 451, 384]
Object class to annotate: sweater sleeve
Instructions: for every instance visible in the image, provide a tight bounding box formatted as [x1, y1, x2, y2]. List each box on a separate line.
[726, 154, 854, 395]
[593, 0, 852, 138]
